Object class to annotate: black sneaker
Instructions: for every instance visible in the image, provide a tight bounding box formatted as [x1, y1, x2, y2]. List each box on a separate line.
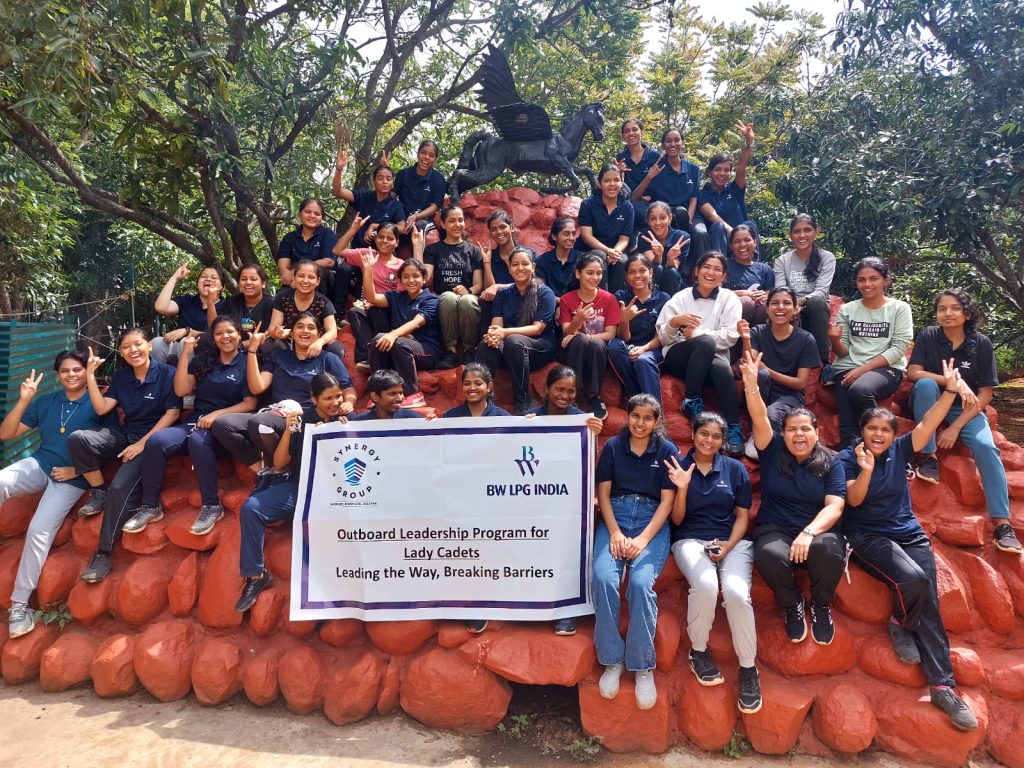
[914, 454, 940, 485]
[888, 618, 921, 664]
[994, 523, 1024, 554]
[235, 570, 272, 612]
[809, 602, 835, 645]
[78, 488, 108, 518]
[738, 666, 763, 714]
[436, 352, 460, 370]
[81, 551, 113, 583]
[819, 362, 837, 386]
[553, 617, 577, 636]
[725, 424, 744, 456]
[591, 397, 608, 421]
[930, 687, 978, 731]
[681, 396, 704, 422]
[465, 619, 488, 633]
[783, 601, 807, 643]
[688, 648, 724, 686]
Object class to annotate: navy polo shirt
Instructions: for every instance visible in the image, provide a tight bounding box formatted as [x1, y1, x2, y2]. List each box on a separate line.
[616, 146, 662, 195]
[698, 181, 748, 227]
[725, 259, 774, 292]
[443, 402, 510, 418]
[596, 433, 680, 500]
[670, 451, 752, 542]
[749, 324, 819, 402]
[840, 433, 921, 538]
[614, 288, 671, 346]
[640, 226, 689, 256]
[488, 246, 535, 286]
[172, 295, 224, 332]
[756, 434, 846, 536]
[909, 327, 998, 406]
[393, 167, 446, 214]
[646, 159, 701, 208]
[350, 406, 422, 421]
[105, 361, 182, 443]
[528, 403, 584, 416]
[188, 352, 251, 416]
[277, 226, 338, 267]
[492, 283, 557, 345]
[262, 349, 351, 407]
[578, 196, 635, 249]
[352, 189, 406, 247]
[23, 391, 113, 488]
[535, 249, 578, 297]
[384, 289, 441, 355]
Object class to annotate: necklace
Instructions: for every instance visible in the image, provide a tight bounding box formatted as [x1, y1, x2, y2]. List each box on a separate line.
[59, 398, 80, 434]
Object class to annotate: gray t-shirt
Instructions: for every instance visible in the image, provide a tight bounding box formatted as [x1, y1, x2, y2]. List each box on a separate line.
[773, 248, 836, 303]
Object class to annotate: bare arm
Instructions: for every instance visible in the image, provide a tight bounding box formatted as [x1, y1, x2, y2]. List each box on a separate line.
[0, 370, 41, 440]
[155, 263, 188, 316]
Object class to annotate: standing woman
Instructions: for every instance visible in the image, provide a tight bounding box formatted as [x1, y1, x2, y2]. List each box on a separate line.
[637, 201, 691, 296]
[393, 140, 446, 235]
[697, 121, 758, 257]
[123, 318, 257, 537]
[332, 150, 407, 247]
[578, 164, 635, 293]
[267, 260, 344, 360]
[629, 128, 701, 243]
[150, 263, 225, 363]
[666, 411, 761, 714]
[535, 217, 579, 297]
[773, 214, 837, 377]
[740, 351, 846, 645]
[841, 362, 980, 731]
[656, 252, 744, 454]
[615, 118, 661, 223]
[908, 289, 1022, 553]
[725, 224, 773, 326]
[275, 197, 338, 290]
[1, 352, 111, 637]
[558, 252, 620, 420]
[72, 331, 182, 583]
[608, 254, 670, 401]
[593, 394, 678, 711]
[828, 258, 913, 448]
[221, 265, 274, 342]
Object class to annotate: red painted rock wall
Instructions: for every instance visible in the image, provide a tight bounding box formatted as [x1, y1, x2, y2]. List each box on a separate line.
[3, 189, 1024, 766]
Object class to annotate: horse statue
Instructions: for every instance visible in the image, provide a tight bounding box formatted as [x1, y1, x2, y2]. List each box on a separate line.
[447, 45, 605, 202]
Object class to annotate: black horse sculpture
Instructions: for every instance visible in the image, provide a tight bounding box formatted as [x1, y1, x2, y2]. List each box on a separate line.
[447, 45, 605, 202]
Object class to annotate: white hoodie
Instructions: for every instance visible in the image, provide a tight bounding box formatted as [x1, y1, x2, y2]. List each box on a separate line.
[655, 286, 742, 362]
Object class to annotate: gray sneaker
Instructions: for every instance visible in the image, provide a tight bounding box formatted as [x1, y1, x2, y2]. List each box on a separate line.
[994, 523, 1023, 554]
[190, 504, 225, 535]
[122, 505, 164, 534]
[888, 618, 921, 664]
[81, 551, 113, 583]
[78, 487, 108, 518]
[930, 686, 978, 731]
[8, 602, 36, 639]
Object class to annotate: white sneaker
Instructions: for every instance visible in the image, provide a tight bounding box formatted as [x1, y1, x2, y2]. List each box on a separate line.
[744, 436, 759, 461]
[599, 663, 624, 699]
[634, 669, 657, 710]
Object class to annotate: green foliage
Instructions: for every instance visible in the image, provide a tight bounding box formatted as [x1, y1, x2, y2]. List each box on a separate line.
[563, 734, 603, 762]
[496, 713, 532, 739]
[723, 731, 751, 759]
[34, 601, 72, 630]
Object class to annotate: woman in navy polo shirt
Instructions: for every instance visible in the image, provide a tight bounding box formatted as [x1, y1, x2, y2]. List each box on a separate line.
[725, 224, 774, 327]
[332, 150, 407, 248]
[593, 394, 678, 711]
[637, 201, 691, 295]
[123, 317, 257, 538]
[666, 411, 761, 714]
[479, 211, 532, 328]
[151, 262, 225, 363]
[393, 140, 446, 233]
[73, 330, 183, 583]
[841, 361, 979, 731]
[608, 254, 670, 401]
[615, 118, 661, 222]
[629, 128, 701, 243]
[535, 217, 579, 297]
[740, 350, 846, 646]
[275, 197, 339, 289]
[267, 260, 344, 360]
[578, 164, 635, 292]
[697, 121, 758, 257]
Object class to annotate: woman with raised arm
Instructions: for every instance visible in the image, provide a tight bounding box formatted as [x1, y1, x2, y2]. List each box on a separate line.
[150, 262, 225, 363]
[697, 121, 758, 257]
[629, 128, 701, 244]
[332, 149, 406, 247]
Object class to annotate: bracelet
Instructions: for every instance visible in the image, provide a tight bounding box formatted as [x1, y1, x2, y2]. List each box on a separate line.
[944, 389, 959, 395]
[801, 527, 815, 537]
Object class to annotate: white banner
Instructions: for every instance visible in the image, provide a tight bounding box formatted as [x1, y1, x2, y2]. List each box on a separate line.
[289, 415, 595, 621]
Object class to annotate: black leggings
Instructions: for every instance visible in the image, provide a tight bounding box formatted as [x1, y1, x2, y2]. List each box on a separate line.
[754, 524, 847, 608]
[662, 335, 739, 423]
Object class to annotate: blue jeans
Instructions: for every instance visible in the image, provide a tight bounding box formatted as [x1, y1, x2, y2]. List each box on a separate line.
[239, 479, 299, 577]
[608, 339, 664, 400]
[911, 378, 1010, 519]
[592, 494, 670, 671]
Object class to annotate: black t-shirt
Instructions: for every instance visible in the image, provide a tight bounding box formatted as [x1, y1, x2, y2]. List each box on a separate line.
[424, 241, 483, 294]
[749, 324, 820, 402]
[909, 326, 998, 405]
[221, 293, 274, 338]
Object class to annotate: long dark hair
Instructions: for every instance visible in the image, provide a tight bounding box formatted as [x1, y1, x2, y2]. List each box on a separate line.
[192, 316, 242, 381]
[790, 213, 822, 283]
[437, 204, 463, 242]
[933, 288, 981, 337]
[777, 407, 837, 480]
[508, 247, 541, 326]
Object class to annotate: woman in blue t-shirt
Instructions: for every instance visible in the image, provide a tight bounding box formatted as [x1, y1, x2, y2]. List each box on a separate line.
[578, 164, 635, 293]
[275, 197, 339, 288]
[332, 150, 407, 247]
[740, 350, 846, 646]
[725, 224, 773, 326]
[637, 201, 691, 295]
[697, 121, 758, 257]
[151, 262, 225, 363]
[615, 118, 661, 221]
[608, 254, 669, 401]
[840, 359, 978, 732]
[535, 217, 579, 297]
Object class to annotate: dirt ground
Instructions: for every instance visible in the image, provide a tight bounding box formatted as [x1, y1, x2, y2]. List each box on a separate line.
[994, 377, 1024, 446]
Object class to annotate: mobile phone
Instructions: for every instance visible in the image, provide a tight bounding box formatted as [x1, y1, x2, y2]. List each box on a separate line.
[704, 542, 722, 556]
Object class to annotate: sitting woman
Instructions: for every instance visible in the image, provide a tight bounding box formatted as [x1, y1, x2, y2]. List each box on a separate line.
[629, 128, 701, 242]
[578, 163, 635, 293]
[656, 252, 743, 454]
[275, 197, 339, 293]
[476, 248, 558, 415]
[332, 150, 406, 247]
[150, 262, 225, 363]
[267, 260, 344, 360]
[593, 394, 677, 711]
[123, 317, 257, 538]
[558, 252, 620, 420]
[235, 372, 348, 612]
[637, 201, 691, 296]
[480, 211, 532, 316]
[220, 265, 274, 343]
[841, 360, 979, 730]
[725, 224, 773, 327]
[697, 121, 758, 257]
[353, 256, 441, 409]
[740, 351, 846, 646]
[666, 411, 761, 714]
[615, 117, 662, 223]
[908, 289, 1022, 553]
[393, 140, 446, 236]
[73, 331, 182, 584]
[535, 217, 579, 297]
[608, 254, 670, 401]
[828, 257, 913, 448]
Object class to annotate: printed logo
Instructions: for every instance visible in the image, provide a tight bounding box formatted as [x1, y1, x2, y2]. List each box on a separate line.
[225, 373, 238, 382]
[332, 443, 382, 499]
[514, 446, 541, 477]
[343, 457, 367, 486]
[960, 360, 972, 370]
[144, 392, 155, 400]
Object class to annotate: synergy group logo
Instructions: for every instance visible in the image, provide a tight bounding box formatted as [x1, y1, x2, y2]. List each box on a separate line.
[331, 442, 382, 499]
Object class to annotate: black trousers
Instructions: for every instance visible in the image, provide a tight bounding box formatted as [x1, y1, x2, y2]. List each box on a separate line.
[848, 531, 955, 687]
[835, 367, 903, 447]
[347, 304, 390, 363]
[557, 334, 609, 401]
[754, 524, 847, 608]
[662, 335, 740, 423]
[476, 334, 556, 412]
[350, 307, 439, 395]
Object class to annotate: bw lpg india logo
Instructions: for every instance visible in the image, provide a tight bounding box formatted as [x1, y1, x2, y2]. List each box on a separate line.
[332, 442, 382, 498]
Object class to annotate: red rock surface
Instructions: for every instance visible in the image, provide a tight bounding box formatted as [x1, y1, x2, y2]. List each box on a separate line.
[133, 621, 195, 702]
[578, 672, 672, 753]
[90, 633, 138, 697]
[40, 632, 99, 691]
[278, 646, 326, 715]
[479, 624, 597, 686]
[678, 671, 736, 750]
[400, 648, 511, 733]
[1, 622, 61, 684]
[742, 670, 815, 754]
[191, 637, 243, 705]
[812, 683, 877, 753]
[323, 649, 384, 726]
[874, 686, 988, 766]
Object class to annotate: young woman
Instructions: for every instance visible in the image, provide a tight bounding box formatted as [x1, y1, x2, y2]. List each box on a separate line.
[615, 118, 661, 223]
[725, 224, 774, 326]
[72, 331, 182, 584]
[267, 260, 344, 359]
[417, 205, 483, 369]
[773, 213, 837, 375]
[123, 318, 257, 538]
[476, 248, 558, 415]
[841, 361, 980, 731]
[908, 289, 1022, 553]
[212, 313, 354, 484]
[235, 372, 348, 612]
[656, 252, 744, 454]
[697, 121, 758, 257]
[220, 265, 274, 342]
[828, 258, 913, 448]
[355, 256, 441, 409]
[608, 254, 670, 401]
[593, 394, 678, 711]
[348, 369, 425, 421]
[638, 201, 691, 296]
[393, 140, 446, 234]
[1, 352, 111, 637]
[666, 411, 761, 714]
[275, 197, 339, 288]
[740, 350, 846, 645]
[630, 128, 701, 240]
[150, 263, 225, 363]
[332, 150, 407, 247]
[535, 217, 579, 297]
[578, 164, 635, 293]
[479, 211, 531, 329]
